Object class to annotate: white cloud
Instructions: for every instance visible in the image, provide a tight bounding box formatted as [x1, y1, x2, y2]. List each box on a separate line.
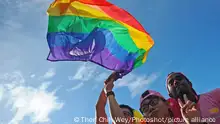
[67, 82, 84, 91]
[67, 62, 160, 97]
[42, 68, 56, 79]
[0, 1, 63, 123]
[95, 72, 109, 82]
[65, 59, 160, 97]
[70, 63, 97, 81]
[8, 84, 63, 124]
[69, 62, 111, 82]
[115, 72, 160, 98]
[0, 71, 64, 124]
[30, 74, 36, 78]
[0, 71, 25, 87]
[68, 63, 111, 91]
[92, 85, 99, 91]
[0, 86, 4, 101]
[3, 20, 23, 30]
[90, 72, 109, 91]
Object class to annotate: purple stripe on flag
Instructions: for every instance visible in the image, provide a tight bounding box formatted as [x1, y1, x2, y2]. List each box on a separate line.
[47, 47, 133, 75]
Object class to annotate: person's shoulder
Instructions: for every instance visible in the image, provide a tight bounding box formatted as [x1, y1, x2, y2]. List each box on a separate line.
[200, 88, 220, 98]
[206, 88, 220, 94]
[213, 88, 220, 92]
[210, 88, 220, 96]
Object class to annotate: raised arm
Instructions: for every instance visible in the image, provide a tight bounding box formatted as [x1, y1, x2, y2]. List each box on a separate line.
[107, 95, 125, 124]
[95, 89, 108, 124]
[104, 72, 125, 124]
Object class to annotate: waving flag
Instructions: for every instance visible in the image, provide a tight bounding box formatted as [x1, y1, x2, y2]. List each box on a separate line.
[46, 0, 154, 77]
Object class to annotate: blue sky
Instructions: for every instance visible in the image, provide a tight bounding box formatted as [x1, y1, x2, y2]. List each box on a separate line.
[0, 0, 220, 124]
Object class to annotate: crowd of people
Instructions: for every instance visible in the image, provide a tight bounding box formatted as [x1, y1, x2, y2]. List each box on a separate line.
[95, 72, 220, 124]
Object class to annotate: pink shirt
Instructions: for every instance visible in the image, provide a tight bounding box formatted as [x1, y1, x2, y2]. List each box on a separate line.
[198, 88, 220, 124]
[199, 88, 220, 124]
[168, 88, 220, 124]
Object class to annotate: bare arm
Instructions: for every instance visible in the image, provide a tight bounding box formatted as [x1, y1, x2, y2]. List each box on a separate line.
[104, 72, 126, 124]
[95, 89, 108, 124]
[107, 95, 125, 124]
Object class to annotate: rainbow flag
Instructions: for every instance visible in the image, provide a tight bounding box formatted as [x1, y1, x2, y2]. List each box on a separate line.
[46, 0, 154, 77]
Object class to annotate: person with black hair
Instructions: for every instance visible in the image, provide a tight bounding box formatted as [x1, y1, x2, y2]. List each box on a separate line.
[119, 104, 135, 118]
[166, 72, 220, 124]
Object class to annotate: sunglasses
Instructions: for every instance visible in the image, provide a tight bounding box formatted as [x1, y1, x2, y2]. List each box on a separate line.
[140, 96, 160, 114]
[140, 90, 160, 114]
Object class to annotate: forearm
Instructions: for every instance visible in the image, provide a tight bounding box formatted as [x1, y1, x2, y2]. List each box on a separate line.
[95, 106, 108, 124]
[108, 95, 125, 124]
[96, 89, 108, 124]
